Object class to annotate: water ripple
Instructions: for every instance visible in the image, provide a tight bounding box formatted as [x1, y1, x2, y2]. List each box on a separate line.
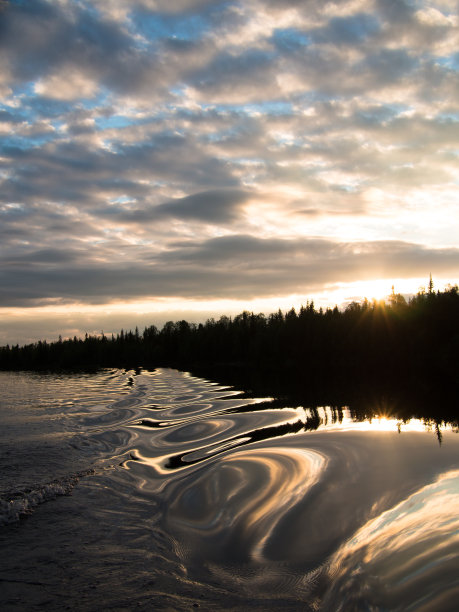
[164, 446, 327, 565]
[3, 367, 459, 610]
[319, 469, 459, 611]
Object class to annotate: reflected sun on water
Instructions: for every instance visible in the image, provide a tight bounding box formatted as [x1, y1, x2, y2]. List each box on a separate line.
[299, 407, 456, 436]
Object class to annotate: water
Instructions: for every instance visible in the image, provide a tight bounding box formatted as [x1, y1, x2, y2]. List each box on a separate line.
[1, 368, 458, 611]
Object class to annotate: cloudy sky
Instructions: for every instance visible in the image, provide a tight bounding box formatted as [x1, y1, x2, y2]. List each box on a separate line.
[1, 0, 459, 344]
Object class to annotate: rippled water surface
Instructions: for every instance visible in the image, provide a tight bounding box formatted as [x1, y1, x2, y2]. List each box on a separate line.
[1, 368, 459, 611]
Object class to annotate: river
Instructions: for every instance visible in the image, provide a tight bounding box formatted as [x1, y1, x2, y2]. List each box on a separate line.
[1, 368, 458, 611]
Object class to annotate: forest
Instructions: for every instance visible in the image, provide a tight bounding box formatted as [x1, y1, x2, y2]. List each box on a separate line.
[1, 284, 459, 421]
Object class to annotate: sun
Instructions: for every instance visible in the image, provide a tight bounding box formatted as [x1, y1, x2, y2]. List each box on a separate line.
[357, 279, 394, 302]
[321, 277, 439, 308]
[322, 279, 393, 307]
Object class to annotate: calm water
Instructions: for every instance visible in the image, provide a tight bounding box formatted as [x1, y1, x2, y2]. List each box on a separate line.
[1, 368, 458, 611]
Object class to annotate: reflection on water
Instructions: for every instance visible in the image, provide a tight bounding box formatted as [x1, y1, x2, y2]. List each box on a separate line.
[166, 446, 326, 565]
[1, 367, 459, 610]
[321, 470, 459, 611]
[115, 369, 459, 609]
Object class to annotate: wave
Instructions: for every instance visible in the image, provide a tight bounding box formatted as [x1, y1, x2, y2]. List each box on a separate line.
[0, 469, 94, 526]
[318, 469, 459, 611]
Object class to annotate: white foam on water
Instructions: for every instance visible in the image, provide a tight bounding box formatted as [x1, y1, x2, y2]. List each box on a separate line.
[0, 470, 93, 526]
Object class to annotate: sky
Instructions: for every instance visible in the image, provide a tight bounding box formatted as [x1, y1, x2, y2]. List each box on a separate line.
[1, 0, 459, 345]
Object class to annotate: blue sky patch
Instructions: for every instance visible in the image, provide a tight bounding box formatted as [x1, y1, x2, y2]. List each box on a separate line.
[271, 28, 311, 53]
[129, 10, 211, 43]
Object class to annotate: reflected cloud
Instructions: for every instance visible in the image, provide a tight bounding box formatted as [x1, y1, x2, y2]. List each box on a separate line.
[320, 470, 459, 611]
[78, 367, 459, 607]
[166, 446, 326, 564]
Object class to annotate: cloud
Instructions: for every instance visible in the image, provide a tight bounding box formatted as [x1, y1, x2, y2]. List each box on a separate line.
[310, 13, 381, 46]
[34, 69, 100, 101]
[154, 189, 250, 222]
[2, 247, 81, 266]
[1, 235, 459, 307]
[94, 189, 250, 225]
[0, 0, 170, 100]
[0, 0, 458, 342]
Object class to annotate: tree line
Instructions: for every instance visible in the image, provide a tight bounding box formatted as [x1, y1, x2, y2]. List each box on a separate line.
[1, 283, 458, 391]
